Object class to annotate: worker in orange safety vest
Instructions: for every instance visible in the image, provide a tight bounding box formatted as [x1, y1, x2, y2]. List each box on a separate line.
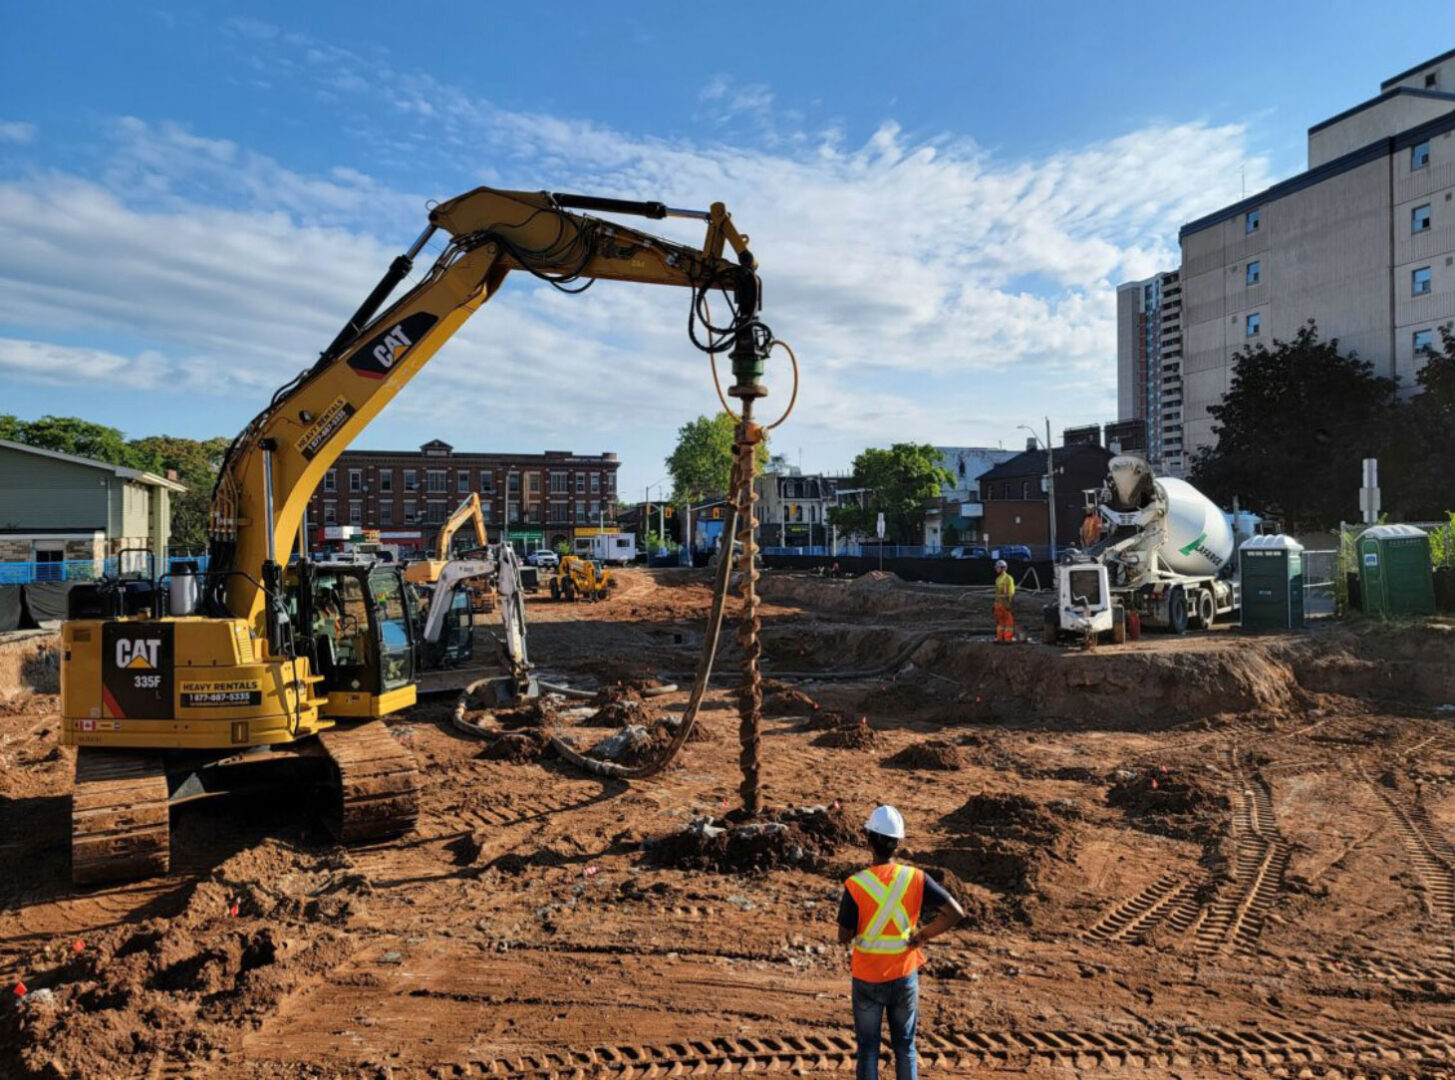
[838, 806, 965, 1079]
[1080, 506, 1103, 549]
[993, 559, 1016, 643]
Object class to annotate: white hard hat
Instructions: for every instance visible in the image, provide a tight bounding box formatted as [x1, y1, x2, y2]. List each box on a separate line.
[995, 559, 1008, 570]
[865, 805, 906, 840]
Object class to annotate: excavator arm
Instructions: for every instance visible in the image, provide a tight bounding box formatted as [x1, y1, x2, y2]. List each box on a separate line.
[207, 186, 770, 642]
[434, 493, 488, 562]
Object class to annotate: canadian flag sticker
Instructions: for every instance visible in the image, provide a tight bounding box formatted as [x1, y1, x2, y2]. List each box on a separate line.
[81, 719, 95, 732]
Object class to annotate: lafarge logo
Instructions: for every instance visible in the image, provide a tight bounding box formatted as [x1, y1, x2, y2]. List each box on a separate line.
[347, 312, 439, 379]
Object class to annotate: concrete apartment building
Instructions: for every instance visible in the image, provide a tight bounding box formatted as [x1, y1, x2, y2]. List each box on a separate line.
[304, 441, 619, 555]
[1116, 269, 1185, 474]
[1174, 50, 1455, 458]
[0, 440, 185, 577]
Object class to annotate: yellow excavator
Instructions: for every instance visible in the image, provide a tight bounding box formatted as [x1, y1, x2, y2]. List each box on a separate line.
[60, 186, 773, 884]
[404, 492, 489, 588]
[549, 555, 616, 602]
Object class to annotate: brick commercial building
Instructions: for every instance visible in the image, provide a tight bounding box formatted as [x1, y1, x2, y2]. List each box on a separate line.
[977, 442, 1112, 555]
[304, 441, 619, 555]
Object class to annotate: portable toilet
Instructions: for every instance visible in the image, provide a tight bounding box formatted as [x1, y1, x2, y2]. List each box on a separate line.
[1239, 534, 1305, 630]
[1357, 524, 1435, 617]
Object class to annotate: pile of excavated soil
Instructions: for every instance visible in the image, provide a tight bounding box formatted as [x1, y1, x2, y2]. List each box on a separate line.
[476, 728, 554, 764]
[646, 805, 858, 874]
[802, 709, 854, 732]
[936, 793, 1071, 898]
[0, 634, 59, 699]
[1107, 764, 1230, 842]
[582, 723, 675, 768]
[859, 679, 936, 715]
[1, 843, 366, 1078]
[764, 687, 820, 716]
[581, 686, 658, 728]
[813, 716, 880, 750]
[885, 739, 964, 770]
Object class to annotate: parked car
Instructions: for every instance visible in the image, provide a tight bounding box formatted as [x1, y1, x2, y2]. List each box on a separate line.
[525, 549, 559, 568]
[994, 545, 1034, 562]
[949, 545, 989, 560]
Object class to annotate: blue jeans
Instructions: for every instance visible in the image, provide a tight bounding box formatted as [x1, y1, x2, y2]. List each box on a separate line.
[851, 971, 918, 1080]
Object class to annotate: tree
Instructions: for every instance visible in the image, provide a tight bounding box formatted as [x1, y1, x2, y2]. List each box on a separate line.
[665, 412, 769, 504]
[17, 415, 155, 470]
[130, 435, 231, 551]
[1188, 322, 1397, 530]
[1388, 326, 1455, 518]
[829, 444, 952, 544]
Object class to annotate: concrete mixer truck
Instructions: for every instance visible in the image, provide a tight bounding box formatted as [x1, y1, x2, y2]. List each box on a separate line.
[1045, 455, 1239, 643]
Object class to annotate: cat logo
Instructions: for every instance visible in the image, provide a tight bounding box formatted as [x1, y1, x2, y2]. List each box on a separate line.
[115, 638, 162, 670]
[348, 312, 439, 379]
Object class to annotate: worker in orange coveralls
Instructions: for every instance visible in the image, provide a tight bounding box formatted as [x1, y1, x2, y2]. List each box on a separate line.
[993, 559, 1015, 642]
[1080, 506, 1102, 548]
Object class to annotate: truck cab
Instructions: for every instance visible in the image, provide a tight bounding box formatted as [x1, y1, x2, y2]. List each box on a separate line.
[1045, 560, 1125, 644]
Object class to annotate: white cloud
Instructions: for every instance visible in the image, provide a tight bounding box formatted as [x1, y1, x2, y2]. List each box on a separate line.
[0, 121, 36, 143]
[0, 52, 1275, 491]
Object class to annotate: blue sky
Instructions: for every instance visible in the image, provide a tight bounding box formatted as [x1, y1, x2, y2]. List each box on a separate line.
[2, 3, 1452, 496]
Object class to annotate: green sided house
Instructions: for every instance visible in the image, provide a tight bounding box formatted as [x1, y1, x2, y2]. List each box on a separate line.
[0, 440, 186, 581]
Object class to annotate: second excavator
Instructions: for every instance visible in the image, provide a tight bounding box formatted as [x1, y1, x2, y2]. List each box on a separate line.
[60, 186, 776, 884]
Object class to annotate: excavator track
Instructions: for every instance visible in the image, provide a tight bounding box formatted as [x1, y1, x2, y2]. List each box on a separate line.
[71, 748, 170, 886]
[317, 722, 420, 843]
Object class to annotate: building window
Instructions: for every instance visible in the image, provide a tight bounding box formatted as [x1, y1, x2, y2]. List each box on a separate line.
[324, 501, 337, 524]
[346, 469, 360, 493]
[1413, 266, 1433, 295]
[550, 471, 568, 494]
[1246, 312, 1261, 336]
[1413, 141, 1431, 170]
[526, 472, 540, 495]
[575, 473, 586, 494]
[1245, 208, 1260, 233]
[427, 500, 447, 523]
[427, 470, 446, 493]
[404, 469, 417, 492]
[323, 470, 337, 493]
[508, 473, 520, 494]
[1022, 481, 1031, 499]
[1414, 204, 1432, 233]
[575, 499, 586, 519]
[480, 472, 493, 493]
[1427, 72, 1440, 89]
[379, 469, 392, 493]
[385, 501, 397, 524]
[1414, 328, 1436, 355]
[481, 502, 493, 523]
[404, 500, 416, 522]
[458, 469, 469, 493]
[1246, 260, 1261, 285]
[550, 499, 568, 522]
[349, 501, 362, 525]
[590, 473, 600, 493]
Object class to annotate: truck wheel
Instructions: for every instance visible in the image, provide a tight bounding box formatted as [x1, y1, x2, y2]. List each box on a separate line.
[1111, 605, 1127, 644]
[550, 580, 560, 601]
[1042, 604, 1058, 645]
[1168, 587, 1189, 635]
[1195, 589, 1216, 629]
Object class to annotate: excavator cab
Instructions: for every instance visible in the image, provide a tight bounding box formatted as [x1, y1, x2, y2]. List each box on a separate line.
[294, 561, 416, 714]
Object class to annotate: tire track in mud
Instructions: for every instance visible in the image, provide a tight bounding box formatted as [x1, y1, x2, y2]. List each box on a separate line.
[1082, 873, 1198, 944]
[466, 1023, 1455, 1077]
[1361, 765, 1455, 921]
[1193, 748, 1289, 957]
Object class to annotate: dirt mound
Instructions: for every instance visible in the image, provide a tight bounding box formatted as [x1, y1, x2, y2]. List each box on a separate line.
[476, 728, 554, 763]
[936, 793, 1070, 898]
[1107, 764, 1229, 842]
[885, 739, 963, 770]
[802, 709, 854, 732]
[764, 687, 819, 716]
[813, 716, 880, 750]
[582, 686, 658, 728]
[646, 805, 858, 874]
[846, 570, 904, 592]
[583, 723, 675, 768]
[2, 843, 365, 1077]
[914, 864, 998, 930]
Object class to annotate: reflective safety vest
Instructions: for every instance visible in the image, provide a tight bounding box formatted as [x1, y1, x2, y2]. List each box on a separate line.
[845, 863, 925, 982]
[995, 572, 1015, 605]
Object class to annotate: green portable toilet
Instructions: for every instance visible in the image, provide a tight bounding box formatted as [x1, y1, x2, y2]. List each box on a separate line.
[1358, 524, 1435, 617]
[1239, 534, 1305, 630]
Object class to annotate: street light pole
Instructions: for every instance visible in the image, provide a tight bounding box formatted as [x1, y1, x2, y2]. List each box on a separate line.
[1045, 416, 1057, 563]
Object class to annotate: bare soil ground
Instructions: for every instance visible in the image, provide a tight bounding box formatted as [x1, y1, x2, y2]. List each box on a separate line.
[5, 570, 1455, 1078]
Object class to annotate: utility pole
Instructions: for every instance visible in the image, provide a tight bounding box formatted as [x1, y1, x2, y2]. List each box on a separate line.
[1045, 416, 1057, 562]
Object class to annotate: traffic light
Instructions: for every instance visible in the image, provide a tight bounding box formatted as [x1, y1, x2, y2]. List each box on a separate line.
[664, 506, 674, 519]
